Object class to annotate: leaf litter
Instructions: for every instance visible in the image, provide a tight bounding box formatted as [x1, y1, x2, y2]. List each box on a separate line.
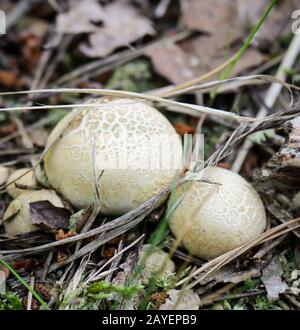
[0, 0, 300, 311]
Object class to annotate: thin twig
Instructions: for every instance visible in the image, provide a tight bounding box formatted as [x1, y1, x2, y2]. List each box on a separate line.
[232, 33, 300, 172]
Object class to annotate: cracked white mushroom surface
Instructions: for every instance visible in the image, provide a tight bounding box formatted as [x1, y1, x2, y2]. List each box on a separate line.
[3, 189, 63, 235]
[140, 244, 175, 285]
[6, 168, 37, 198]
[169, 167, 267, 260]
[44, 98, 182, 215]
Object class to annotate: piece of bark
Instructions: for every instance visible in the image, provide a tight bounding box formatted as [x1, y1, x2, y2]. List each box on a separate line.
[255, 117, 300, 188]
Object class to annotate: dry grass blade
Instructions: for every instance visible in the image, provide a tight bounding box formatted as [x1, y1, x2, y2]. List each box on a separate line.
[48, 217, 144, 272]
[177, 218, 300, 289]
[84, 234, 144, 285]
[0, 186, 169, 256]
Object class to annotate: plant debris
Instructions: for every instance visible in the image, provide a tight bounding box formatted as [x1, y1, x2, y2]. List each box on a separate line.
[261, 258, 288, 302]
[0, 0, 300, 311]
[29, 201, 71, 231]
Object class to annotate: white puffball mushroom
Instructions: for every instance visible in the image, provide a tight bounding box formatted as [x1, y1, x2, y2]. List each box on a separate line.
[159, 289, 201, 310]
[0, 166, 9, 186]
[6, 168, 38, 198]
[140, 245, 175, 285]
[3, 189, 63, 235]
[169, 167, 267, 260]
[44, 98, 182, 215]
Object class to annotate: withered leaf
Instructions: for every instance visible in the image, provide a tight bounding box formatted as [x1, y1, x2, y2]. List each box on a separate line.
[30, 200, 71, 231]
[146, 37, 264, 85]
[56, 0, 104, 34]
[182, 0, 298, 43]
[80, 1, 155, 58]
[261, 258, 288, 302]
[145, 43, 199, 84]
[182, 0, 239, 36]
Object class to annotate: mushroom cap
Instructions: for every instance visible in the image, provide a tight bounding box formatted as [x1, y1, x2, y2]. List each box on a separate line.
[159, 289, 201, 310]
[169, 167, 267, 260]
[3, 189, 63, 235]
[44, 98, 182, 215]
[6, 168, 37, 198]
[140, 244, 175, 285]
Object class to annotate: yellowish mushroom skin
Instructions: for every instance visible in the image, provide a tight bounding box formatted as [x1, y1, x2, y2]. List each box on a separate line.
[3, 189, 63, 235]
[169, 167, 267, 260]
[6, 168, 37, 198]
[140, 245, 175, 285]
[44, 98, 182, 215]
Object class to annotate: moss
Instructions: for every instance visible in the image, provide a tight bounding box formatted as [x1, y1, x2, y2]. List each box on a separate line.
[0, 292, 23, 310]
[106, 60, 153, 93]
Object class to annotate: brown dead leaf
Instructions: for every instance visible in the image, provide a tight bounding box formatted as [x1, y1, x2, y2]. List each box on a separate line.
[29, 200, 71, 231]
[184, 35, 265, 77]
[146, 36, 264, 84]
[57, 251, 68, 265]
[261, 257, 288, 302]
[56, 0, 104, 34]
[0, 70, 23, 88]
[103, 247, 117, 260]
[11, 259, 40, 272]
[151, 291, 169, 309]
[0, 121, 18, 137]
[236, 0, 299, 43]
[19, 18, 48, 71]
[28, 128, 48, 147]
[145, 43, 199, 84]
[182, 0, 298, 44]
[55, 229, 77, 241]
[182, 0, 240, 37]
[21, 34, 43, 71]
[80, 1, 155, 58]
[174, 122, 196, 136]
[34, 283, 52, 301]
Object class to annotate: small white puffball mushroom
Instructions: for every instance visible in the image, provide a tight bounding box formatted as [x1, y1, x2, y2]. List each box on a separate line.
[159, 289, 201, 310]
[3, 189, 63, 235]
[169, 167, 267, 260]
[6, 168, 38, 198]
[0, 166, 9, 186]
[140, 245, 175, 285]
[44, 98, 182, 215]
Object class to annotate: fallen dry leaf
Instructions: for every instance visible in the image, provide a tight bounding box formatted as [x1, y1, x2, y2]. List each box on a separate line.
[182, 0, 240, 37]
[182, 0, 298, 44]
[261, 257, 288, 302]
[174, 122, 196, 136]
[80, 1, 155, 57]
[0, 70, 22, 88]
[55, 229, 77, 241]
[30, 200, 71, 231]
[236, 0, 299, 43]
[56, 0, 104, 34]
[0, 122, 18, 137]
[146, 36, 264, 84]
[214, 266, 261, 284]
[28, 128, 48, 147]
[145, 43, 199, 84]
